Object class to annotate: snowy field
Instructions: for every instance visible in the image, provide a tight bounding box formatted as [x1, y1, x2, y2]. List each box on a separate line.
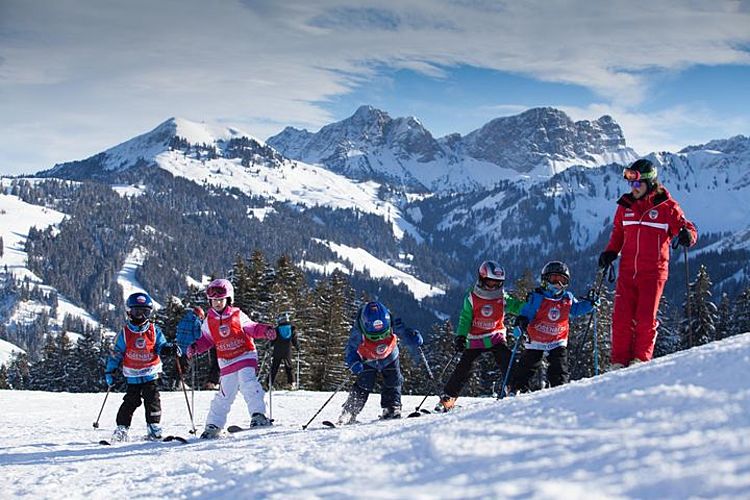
[2, 334, 749, 499]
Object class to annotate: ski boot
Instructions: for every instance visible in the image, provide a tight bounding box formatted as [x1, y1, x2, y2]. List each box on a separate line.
[203, 382, 219, 390]
[610, 363, 626, 370]
[147, 423, 162, 440]
[200, 423, 222, 439]
[336, 410, 358, 426]
[381, 406, 401, 420]
[434, 395, 456, 413]
[250, 413, 273, 427]
[111, 425, 129, 442]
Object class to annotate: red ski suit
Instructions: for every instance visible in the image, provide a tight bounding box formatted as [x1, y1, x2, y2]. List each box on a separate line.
[605, 187, 697, 365]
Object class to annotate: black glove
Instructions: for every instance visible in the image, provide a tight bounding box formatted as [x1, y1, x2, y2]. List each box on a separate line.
[598, 251, 618, 268]
[515, 315, 530, 331]
[453, 335, 466, 352]
[160, 343, 177, 357]
[677, 227, 693, 247]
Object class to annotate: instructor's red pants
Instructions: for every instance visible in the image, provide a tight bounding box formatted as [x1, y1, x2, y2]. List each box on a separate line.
[611, 271, 666, 366]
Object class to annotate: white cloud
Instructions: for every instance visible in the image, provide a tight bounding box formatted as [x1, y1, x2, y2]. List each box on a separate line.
[1, 0, 749, 174]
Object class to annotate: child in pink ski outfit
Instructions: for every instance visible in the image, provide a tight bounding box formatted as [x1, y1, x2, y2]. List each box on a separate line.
[187, 278, 276, 438]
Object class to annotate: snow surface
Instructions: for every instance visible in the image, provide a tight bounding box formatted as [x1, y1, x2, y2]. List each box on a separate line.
[0, 337, 25, 366]
[116, 247, 162, 310]
[311, 239, 445, 300]
[2, 334, 749, 499]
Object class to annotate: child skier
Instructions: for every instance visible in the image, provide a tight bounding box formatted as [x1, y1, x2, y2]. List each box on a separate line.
[435, 260, 525, 412]
[270, 312, 299, 388]
[176, 305, 220, 389]
[338, 301, 423, 424]
[510, 261, 596, 393]
[105, 292, 177, 442]
[186, 278, 276, 438]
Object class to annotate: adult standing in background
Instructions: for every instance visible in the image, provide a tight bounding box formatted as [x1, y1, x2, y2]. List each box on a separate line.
[270, 312, 299, 388]
[598, 159, 697, 369]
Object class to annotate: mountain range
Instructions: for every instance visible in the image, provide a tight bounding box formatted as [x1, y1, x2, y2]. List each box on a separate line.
[2, 105, 749, 355]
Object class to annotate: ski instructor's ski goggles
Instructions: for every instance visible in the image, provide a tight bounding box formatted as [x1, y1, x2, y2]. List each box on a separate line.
[623, 167, 656, 182]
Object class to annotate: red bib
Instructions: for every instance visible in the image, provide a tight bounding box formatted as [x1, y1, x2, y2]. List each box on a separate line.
[207, 309, 255, 359]
[357, 334, 397, 361]
[469, 293, 507, 335]
[527, 296, 572, 344]
[122, 324, 161, 377]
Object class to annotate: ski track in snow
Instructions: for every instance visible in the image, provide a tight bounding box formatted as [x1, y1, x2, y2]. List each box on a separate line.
[2, 334, 750, 499]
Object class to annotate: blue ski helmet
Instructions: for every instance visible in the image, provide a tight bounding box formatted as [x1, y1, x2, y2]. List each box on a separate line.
[126, 292, 153, 325]
[359, 301, 391, 341]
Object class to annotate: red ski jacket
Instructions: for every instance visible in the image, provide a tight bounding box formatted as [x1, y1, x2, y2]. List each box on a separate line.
[605, 187, 697, 279]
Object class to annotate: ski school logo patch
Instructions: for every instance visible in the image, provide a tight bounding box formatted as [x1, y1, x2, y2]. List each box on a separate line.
[136, 296, 147, 304]
[375, 344, 388, 355]
[135, 337, 147, 349]
[372, 320, 384, 331]
[219, 324, 231, 338]
[547, 308, 561, 321]
[649, 209, 659, 220]
[481, 304, 494, 317]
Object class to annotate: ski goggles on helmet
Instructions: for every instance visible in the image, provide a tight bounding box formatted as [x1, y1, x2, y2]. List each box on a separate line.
[479, 277, 504, 290]
[623, 168, 656, 182]
[128, 306, 152, 323]
[206, 285, 229, 300]
[545, 273, 569, 286]
[364, 326, 391, 341]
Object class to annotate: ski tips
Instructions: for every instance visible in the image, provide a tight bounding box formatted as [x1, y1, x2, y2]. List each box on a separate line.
[407, 412, 422, 418]
[321, 421, 336, 428]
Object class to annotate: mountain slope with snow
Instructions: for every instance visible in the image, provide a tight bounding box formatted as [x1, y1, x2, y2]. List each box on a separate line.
[2, 333, 749, 498]
[268, 106, 639, 191]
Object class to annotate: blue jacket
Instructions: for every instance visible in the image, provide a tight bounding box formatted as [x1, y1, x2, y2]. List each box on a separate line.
[345, 317, 423, 371]
[106, 321, 169, 384]
[176, 310, 203, 352]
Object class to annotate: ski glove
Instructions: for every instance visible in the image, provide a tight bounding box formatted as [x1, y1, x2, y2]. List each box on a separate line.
[105, 372, 114, 386]
[349, 361, 364, 375]
[677, 227, 693, 247]
[598, 251, 618, 268]
[453, 335, 466, 352]
[407, 328, 424, 347]
[515, 315, 530, 331]
[583, 289, 601, 307]
[159, 343, 177, 357]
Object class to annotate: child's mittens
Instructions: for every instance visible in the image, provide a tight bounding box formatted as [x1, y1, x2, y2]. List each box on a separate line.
[159, 343, 177, 357]
[514, 315, 530, 331]
[349, 361, 364, 375]
[105, 372, 114, 386]
[407, 328, 424, 346]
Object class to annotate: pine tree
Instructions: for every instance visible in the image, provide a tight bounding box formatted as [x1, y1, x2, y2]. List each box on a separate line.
[715, 292, 732, 341]
[732, 287, 750, 337]
[6, 352, 30, 389]
[569, 286, 613, 379]
[70, 327, 106, 392]
[0, 364, 9, 389]
[682, 265, 718, 348]
[654, 296, 681, 358]
[303, 270, 356, 390]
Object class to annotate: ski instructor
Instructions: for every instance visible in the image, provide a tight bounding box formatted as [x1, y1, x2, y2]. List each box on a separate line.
[598, 158, 697, 369]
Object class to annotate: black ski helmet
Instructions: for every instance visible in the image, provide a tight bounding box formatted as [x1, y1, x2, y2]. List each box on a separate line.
[624, 159, 658, 191]
[541, 261, 570, 291]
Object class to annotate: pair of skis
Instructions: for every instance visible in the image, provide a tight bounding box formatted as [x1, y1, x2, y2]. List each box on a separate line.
[98, 435, 188, 446]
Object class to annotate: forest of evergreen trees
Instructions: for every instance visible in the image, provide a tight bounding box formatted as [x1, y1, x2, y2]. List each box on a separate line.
[2, 248, 749, 399]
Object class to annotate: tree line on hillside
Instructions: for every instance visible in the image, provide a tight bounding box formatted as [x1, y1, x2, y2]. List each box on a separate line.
[2, 250, 749, 397]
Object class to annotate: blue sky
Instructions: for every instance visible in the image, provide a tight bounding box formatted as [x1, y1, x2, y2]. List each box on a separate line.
[1, 0, 749, 175]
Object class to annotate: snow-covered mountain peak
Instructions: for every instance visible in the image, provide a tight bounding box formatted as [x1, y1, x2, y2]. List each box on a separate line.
[679, 134, 750, 155]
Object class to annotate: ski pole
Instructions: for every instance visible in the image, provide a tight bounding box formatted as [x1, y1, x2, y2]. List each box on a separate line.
[302, 376, 350, 430]
[572, 264, 612, 371]
[92, 385, 111, 428]
[683, 245, 694, 348]
[409, 349, 457, 417]
[190, 355, 195, 418]
[296, 349, 300, 390]
[497, 327, 524, 400]
[174, 351, 197, 435]
[593, 310, 599, 376]
[672, 235, 694, 348]
[268, 370, 273, 422]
